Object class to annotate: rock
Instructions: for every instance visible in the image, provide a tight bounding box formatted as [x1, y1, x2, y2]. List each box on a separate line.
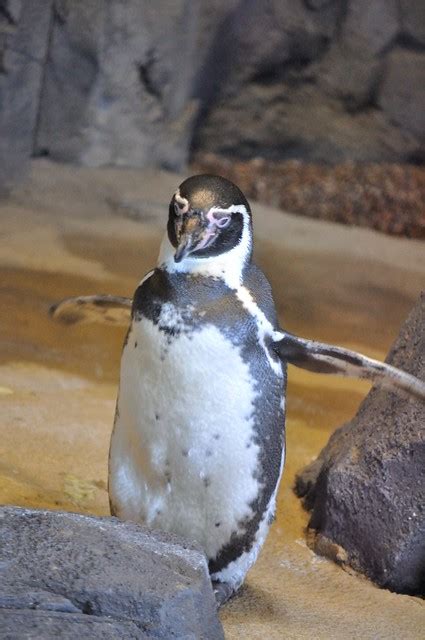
[378, 48, 425, 141]
[317, 0, 399, 110]
[1, 0, 425, 181]
[194, 0, 337, 101]
[304, 0, 335, 9]
[193, 82, 419, 163]
[35, 0, 199, 171]
[0, 610, 144, 640]
[192, 0, 424, 164]
[318, 41, 384, 111]
[0, 0, 52, 190]
[0, 506, 224, 639]
[295, 293, 425, 595]
[341, 0, 399, 55]
[400, 0, 425, 46]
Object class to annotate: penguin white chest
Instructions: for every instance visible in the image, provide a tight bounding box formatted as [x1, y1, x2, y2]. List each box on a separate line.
[109, 308, 262, 560]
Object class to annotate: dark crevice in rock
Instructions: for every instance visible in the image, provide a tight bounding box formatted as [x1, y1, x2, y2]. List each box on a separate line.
[53, 0, 69, 26]
[32, 2, 56, 158]
[394, 32, 425, 52]
[137, 50, 162, 101]
[0, 1, 16, 26]
[190, 5, 239, 143]
[4, 45, 46, 65]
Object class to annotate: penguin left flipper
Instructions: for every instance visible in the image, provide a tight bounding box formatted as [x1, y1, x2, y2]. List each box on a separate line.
[274, 331, 425, 401]
[49, 295, 132, 326]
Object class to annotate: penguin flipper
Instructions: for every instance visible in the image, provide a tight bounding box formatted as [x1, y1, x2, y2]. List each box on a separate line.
[49, 295, 132, 326]
[274, 331, 425, 401]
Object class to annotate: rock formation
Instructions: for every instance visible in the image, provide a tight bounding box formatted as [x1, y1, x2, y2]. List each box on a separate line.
[1, 0, 425, 189]
[0, 506, 224, 639]
[295, 292, 425, 596]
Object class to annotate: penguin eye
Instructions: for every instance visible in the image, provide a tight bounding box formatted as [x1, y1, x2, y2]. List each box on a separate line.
[215, 215, 231, 228]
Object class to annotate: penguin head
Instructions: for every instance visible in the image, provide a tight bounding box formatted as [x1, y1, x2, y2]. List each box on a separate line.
[167, 175, 253, 264]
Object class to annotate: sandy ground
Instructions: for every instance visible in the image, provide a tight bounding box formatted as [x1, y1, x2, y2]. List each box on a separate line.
[1, 160, 424, 638]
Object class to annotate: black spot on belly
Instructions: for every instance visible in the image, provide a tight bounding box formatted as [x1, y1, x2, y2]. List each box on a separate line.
[155, 413, 160, 421]
[165, 470, 172, 483]
[182, 448, 189, 457]
[206, 449, 213, 457]
[203, 476, 211, 488]
[215, 522, 221, 528]
[134, 341, 138, 348]
[252, 465, 263, 480]
[213, 433, 220, 440]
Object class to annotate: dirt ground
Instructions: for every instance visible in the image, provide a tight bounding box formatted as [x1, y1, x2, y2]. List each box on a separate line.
[1, 160, 424, 638]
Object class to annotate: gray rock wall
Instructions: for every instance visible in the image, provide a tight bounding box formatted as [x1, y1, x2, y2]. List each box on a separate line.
[36, 0, 199, 171]
[1, 0, 425, 189]
[193, 0, 425, 163]
[0, 0, 52, 190]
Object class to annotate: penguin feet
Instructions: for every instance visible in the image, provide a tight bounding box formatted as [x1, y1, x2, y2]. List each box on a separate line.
[212, 580, 236, 607]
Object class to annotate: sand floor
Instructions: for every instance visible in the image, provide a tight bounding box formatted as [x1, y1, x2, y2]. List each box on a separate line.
[1, 160, 424, 638]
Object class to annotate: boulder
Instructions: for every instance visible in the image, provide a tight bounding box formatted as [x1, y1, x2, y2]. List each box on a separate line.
[0, 506, 224, 639]
[295, 293, 425, 595]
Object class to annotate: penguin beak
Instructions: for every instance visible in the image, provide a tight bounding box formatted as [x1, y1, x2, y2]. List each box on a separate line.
[174, 231, 194, 262]
[174, 214, 215, 263]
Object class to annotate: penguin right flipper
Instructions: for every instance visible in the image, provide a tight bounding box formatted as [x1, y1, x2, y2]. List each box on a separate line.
[274, 331, 425, 401]
[50, 295, 132, 326]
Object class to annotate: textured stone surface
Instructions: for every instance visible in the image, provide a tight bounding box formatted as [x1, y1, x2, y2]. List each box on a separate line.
[317, 0, 399, 110]
[400, 0, 425, 45]
[0, 506, 224, 639]
[1, 0, 425, 186]
[341, 0, 399, 55]
[379, 48, 425, 141]
[295, 293, 425, 595]
[35, 0, 198, 170]
[0, 0, 52, 189]
[0, 610, 144, 640]
[192, 0, 423, 163]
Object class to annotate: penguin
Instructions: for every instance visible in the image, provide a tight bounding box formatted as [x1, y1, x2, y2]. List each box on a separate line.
[51, 175, 425, 605]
